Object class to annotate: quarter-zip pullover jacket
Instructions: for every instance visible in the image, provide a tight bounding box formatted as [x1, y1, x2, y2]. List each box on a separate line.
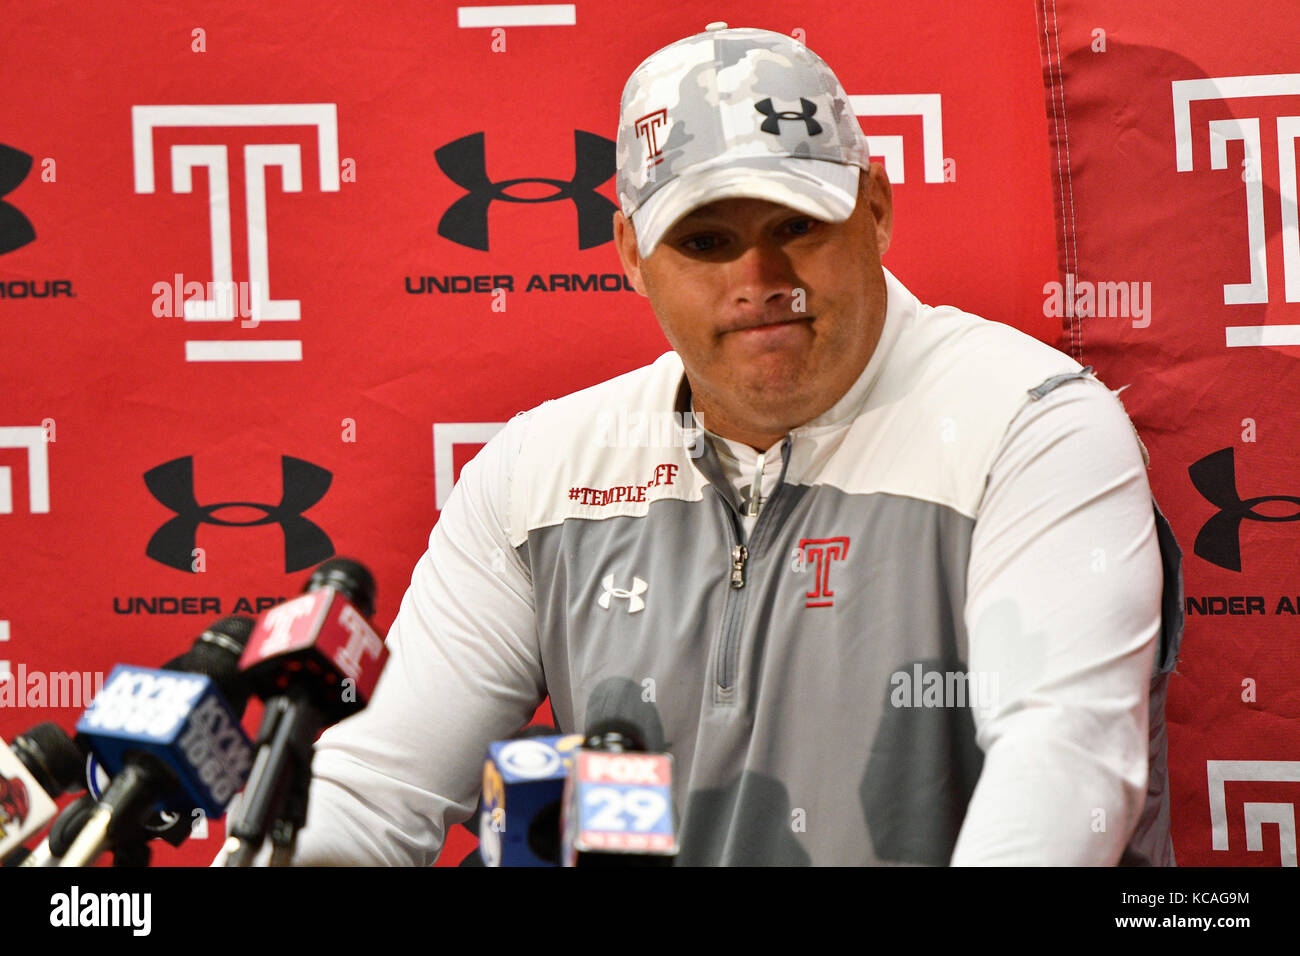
[289, 267, 1183, 866]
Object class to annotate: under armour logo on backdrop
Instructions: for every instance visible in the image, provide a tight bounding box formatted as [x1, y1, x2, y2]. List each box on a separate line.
[144, 455, 334, 573]
[434, 130, 617, 250]
[0, 144, 36, 255]
[1189, 447, 1300, 571]
[755, 98, 822, 137]
[598, 574, 647, 613]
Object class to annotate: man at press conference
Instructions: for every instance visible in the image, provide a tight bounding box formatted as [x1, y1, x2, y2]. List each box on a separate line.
[260, 23, 1182, 866]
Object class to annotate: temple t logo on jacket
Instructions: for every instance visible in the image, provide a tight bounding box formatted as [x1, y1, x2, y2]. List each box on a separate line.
[598, 574, 647, 613]
[797, 537, 851, 608]
[144, 455, 334, 573]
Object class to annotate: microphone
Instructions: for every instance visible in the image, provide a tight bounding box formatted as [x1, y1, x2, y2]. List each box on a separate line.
[583, 677, 668, 752]
[222, 557, 388, 866]
[17, 793, 96, 867]
[58, 616, 256, 866]
[478, 726, 582, 866]
[0, 723, 87, 863]
[560, 681, 678, 866]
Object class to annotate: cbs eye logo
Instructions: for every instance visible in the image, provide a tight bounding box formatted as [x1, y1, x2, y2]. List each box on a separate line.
[498, 740, 562, 779]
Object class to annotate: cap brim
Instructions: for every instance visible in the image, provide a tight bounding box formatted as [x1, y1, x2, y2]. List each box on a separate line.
[630, 158, 861, 258]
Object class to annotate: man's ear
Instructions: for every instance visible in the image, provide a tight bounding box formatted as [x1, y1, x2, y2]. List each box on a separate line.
[864, 162, 893, 257]
[613, 211, 649, 297]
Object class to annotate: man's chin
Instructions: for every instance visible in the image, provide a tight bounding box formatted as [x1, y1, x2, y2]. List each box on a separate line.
[730, 383, 821, 431]
[686, 356, 822, 429]
[741, 359, 818, 401]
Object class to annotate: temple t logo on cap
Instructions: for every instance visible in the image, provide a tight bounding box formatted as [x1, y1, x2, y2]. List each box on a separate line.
[635, 109, 669, 168]
[615, 26, 869, 256]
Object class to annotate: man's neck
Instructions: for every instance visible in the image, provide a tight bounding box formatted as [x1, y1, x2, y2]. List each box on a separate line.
[689, 396, 793, 453]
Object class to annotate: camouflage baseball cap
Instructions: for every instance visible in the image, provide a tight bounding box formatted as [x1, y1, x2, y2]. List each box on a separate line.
[616, 22, 870, 258]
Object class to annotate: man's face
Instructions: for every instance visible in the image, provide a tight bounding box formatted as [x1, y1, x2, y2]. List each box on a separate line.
[613, 163, 894, 448]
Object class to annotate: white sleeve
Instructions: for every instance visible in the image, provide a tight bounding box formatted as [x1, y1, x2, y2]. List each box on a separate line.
[949, 376, 1162, 865]
[284, 410, 544, 865]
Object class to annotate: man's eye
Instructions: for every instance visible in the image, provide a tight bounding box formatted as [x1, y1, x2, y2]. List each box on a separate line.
[785, 218, 817, 236]
[681, 234, 722, 252]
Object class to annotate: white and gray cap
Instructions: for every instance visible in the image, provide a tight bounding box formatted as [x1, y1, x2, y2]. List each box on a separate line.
[616, 22, 870, 257]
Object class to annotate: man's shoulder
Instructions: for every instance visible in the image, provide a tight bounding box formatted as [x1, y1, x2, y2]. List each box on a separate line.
[912, 298, 1080, 381]
[838, 279, 1093, 517]
[875, 271, 1081, 403]
[499, 351, 701, 546]
[877, 286, 1083, 420]
[461, 353, 682, 509]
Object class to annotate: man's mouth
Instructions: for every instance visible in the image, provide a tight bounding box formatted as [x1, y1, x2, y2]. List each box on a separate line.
[723, 316, 814, 351]
[726, 316, 813, 334]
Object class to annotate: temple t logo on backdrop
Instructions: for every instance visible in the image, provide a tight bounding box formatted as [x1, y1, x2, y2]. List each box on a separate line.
[1207, 760, 1300, 866]
[852, 93, 947, 184]
[1173, 74, 1300, 345]
[131, 104, 341, 362]
[0, 427, 50, 516]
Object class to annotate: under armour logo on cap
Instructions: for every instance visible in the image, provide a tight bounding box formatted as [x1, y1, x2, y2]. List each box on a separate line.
[755, 98, 823, 137]
[615, 24, 869, 257]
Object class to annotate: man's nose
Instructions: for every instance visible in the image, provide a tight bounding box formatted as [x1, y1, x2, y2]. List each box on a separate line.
[728, 240, 796, 310]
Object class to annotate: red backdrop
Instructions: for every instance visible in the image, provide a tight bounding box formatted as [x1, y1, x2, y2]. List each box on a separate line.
[1039, 0, 1300, 868]
[2, 0, 1288, 866]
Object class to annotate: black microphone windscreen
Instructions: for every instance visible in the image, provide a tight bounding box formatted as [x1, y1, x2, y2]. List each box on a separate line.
[304, 557, 376, 619]
[164, 616, 257, 715]
[14, 722, 86, 795]
[48, 793, 98, 857]
[582, 677, 667, 752]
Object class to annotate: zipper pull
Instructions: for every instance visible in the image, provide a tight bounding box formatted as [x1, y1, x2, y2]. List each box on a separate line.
[730, 544, 748, 589]
[744, 452, 766, 517]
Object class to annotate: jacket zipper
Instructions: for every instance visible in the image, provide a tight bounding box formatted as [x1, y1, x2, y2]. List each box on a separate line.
[730, 544, 748, 587]
[714, 480, 785, 698]
[713, 498, 748, 701]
